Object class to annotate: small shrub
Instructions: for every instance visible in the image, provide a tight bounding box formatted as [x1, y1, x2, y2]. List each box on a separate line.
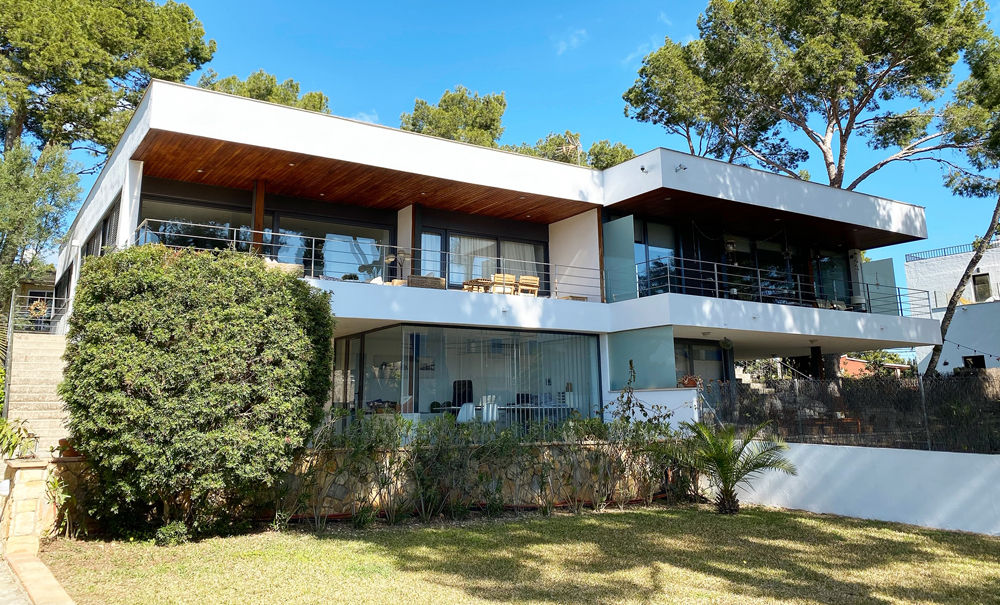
[351, 504, 376, 530]
[154, 521, 190, 547]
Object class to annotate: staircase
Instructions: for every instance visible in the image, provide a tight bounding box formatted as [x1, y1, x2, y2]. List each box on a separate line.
[5, 332, 69, 458]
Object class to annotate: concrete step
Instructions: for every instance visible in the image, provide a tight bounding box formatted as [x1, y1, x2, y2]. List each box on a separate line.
[7, 385, 62, 397]
[8, 371, 65, 383]
[5, 401, 66, 411]
[20, 418, 68, 431]
[9, 358, 66, 369]
[11, 333, 66, 342]
[10, 409, 69, 421]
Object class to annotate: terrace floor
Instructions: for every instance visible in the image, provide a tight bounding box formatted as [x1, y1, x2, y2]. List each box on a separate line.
[42, 505, 999, 604]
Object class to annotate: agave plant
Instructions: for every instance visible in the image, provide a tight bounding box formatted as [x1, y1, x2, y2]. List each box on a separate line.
[684, 421, 796, 514]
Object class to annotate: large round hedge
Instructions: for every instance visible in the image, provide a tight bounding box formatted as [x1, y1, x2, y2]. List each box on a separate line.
[60, 245, 333, 526]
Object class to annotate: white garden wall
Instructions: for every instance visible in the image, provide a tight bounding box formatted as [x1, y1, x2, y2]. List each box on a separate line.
[740, 443, 1000, 536]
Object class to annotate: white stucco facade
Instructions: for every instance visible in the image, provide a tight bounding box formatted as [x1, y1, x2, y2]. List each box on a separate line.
[905, 243, 1000, 308]
[741, 442, 1000, 535]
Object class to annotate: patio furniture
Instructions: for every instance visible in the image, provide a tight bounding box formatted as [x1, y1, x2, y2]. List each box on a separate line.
[456, 403, 476, 423]
[390, 279, 407, 286]
[517, 275, 540, 296]
[490, 273, 516, 294]
[462, 278, 493, 292]
[482, 403, 499, 423]
[407, 275, 446, 289]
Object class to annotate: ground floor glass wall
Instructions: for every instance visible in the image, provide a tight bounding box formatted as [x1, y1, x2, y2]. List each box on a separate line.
[334, 325, 600, 425]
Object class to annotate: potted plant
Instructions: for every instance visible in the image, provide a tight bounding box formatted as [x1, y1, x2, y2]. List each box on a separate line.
[679, 374, 702, 388]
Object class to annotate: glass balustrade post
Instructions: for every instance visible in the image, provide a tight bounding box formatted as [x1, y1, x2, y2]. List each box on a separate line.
[713, 263, 719, 298]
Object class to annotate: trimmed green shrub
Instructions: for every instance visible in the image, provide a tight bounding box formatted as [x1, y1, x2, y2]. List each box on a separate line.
[60, 245, 334, 530]
[154, 521, 190, 547]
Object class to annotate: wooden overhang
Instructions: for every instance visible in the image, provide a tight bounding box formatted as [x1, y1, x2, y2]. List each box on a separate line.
[608, 187, 922, 250]
[132, 129, 600, 224]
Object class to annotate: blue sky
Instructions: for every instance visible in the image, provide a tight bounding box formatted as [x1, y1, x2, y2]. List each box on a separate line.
[80, 0, 1000, 286]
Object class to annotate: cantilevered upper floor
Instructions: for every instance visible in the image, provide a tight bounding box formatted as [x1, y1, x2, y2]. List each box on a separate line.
[54, 80, 939, 356]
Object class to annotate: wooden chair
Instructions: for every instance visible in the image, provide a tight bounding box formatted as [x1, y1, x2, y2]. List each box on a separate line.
[490, 273, 516, 294]
[517, 275, 540, 297]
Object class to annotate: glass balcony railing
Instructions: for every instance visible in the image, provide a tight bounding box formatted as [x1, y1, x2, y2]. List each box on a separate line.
[604, 255, 932, 318]
[132, 220, 604, 301]
[130, 220, 932, 317]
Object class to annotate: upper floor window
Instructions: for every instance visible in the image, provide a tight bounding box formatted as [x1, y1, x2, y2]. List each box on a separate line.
[972, 273, 992, 302]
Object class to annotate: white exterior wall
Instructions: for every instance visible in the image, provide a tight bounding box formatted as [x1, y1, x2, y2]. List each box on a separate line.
[905, 247, 1000, 308]
[740, 443, 1000, 535]
[603, 149, 927, 240]
[548, 209, 602, 301]
[915, 301, 1000, 372]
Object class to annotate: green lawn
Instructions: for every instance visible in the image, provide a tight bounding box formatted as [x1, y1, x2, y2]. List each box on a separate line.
[41, 505, 1000, 605]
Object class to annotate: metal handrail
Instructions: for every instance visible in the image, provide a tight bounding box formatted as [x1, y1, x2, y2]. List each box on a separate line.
[133, 219, 605, 301]
[607, 254, 932, 318]
[9, 295, 71, 335]
[905, 237, 1000, 262]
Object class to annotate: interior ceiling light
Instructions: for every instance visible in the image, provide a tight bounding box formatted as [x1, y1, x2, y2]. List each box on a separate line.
[196, 169, 205, 173]
[288, 162, 296, 167]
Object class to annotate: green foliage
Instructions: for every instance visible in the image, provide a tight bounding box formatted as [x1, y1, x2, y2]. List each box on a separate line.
[587, 140, 637, 170]
[154, 521, 190, 547]
[59, 245, 334, 530]
[849, 350, 913, 377]
[197, 69, 330, 113]
[400, 86, 507, 147]
[685, 421, 796, 514]
[0, 143, 80, 301]
[503, 131, 636, 169]
[624, 0, 994, 189]
[0, 0, 215, 159]
[0, 416, 36, 459]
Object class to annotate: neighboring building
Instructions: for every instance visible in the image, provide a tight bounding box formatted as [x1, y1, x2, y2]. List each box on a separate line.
[28, 80, 940, 430]
[905, 238, 1000, 307]
[906, 240, 1000, 373]
[839, 355, 912, 378]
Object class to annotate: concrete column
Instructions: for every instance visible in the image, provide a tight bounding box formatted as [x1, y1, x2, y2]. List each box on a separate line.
[396, 205, 415, 278]
[116, 159, 144, 248]
[810, 346, 825, 379]
[847, 249, 864, 285]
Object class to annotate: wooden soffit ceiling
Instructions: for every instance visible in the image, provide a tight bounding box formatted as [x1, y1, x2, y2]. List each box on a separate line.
[132, 129, 599, 223]
[608, 187, 921, 250]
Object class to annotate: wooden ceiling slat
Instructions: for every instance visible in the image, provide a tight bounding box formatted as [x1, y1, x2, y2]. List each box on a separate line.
[133, 130, 599, 224]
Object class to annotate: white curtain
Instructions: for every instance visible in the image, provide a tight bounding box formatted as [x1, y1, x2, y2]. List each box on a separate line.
[500, 241, 542, 279]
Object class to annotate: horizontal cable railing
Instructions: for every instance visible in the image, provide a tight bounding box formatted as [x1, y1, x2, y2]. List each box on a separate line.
[905, 237, 1000, 262]
[133, 220, 604, 301]
[9, 294, 71, 335]
[607, 255, 932, 318]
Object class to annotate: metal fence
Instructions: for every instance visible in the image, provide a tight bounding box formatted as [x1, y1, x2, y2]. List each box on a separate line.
[701, 372, 1000, 454]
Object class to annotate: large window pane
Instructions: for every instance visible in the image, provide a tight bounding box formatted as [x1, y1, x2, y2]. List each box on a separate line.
[361, 326, 403, 414]
[395, 326, 599, 425]
[277, 216, 390, 281]
[139, 199, 255, 250]
[420, 232, 443, 277]
[499, 240, 545, 282]
[448, 235, 497, 287]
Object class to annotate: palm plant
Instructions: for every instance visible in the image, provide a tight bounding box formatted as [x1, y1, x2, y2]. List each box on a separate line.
[684, 421, 796, 514]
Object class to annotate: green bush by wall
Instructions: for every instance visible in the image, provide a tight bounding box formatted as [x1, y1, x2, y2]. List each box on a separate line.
[59, 245, 334, 530]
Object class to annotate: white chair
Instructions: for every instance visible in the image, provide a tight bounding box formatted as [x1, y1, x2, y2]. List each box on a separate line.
[456, 402, 476, 423]
[482, 403, 499, 423]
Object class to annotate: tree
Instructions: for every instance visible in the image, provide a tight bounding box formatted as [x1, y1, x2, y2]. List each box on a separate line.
[849, 350, 911, 377]
[400, 86, 507, 147]
[504, 131, 637, 169]
[587, 140, 637, 170]
[0, 143, 79, 299]
[0, 0, 215, 166]
[59, 245, 334, 529]
[197, 69, 330, 113]
[623, 0, 992, 190]
[685, 421, 796, 514]
[925, 37, 1000, 373]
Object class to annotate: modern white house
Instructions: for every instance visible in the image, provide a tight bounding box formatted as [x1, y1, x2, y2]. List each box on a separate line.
[41, 80, 941, 428]
[906, 238, 1000, 372]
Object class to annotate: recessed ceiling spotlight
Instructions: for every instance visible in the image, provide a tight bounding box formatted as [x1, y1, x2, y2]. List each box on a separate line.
[288, 162, 296, 167]
[525, 214, 532, 218]
[420, 192, 426, 196]
[196, 169, 205, 173]
[519, 196, 526, 199]
[319, 193, 325, 197]
[774, 218, 782, 222]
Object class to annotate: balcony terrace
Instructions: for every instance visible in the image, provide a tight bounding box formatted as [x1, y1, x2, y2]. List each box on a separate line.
[132, 219, 932, 319]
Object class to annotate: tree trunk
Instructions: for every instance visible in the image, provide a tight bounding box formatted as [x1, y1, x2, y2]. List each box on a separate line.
[2, 104, 26, 154]
[925, 194, 1000, 374]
